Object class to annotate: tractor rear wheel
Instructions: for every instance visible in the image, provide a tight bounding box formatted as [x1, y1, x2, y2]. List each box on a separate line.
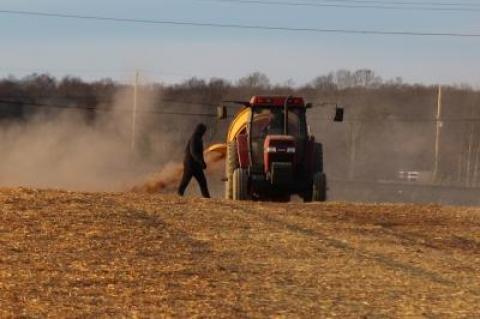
[225, 141, 239, 199]
[233, 168, 249, 200]
[304, 142, 326, 202]
[303, 188, 313, 202]
[313, 172, 327, 202]
[313, 142, 324, 173]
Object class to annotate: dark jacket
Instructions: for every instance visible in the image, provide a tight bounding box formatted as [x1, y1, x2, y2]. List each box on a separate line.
[184, 123, 207, 169]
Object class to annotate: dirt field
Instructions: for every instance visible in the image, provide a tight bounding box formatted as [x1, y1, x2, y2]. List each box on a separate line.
[0, 188, 479, 318]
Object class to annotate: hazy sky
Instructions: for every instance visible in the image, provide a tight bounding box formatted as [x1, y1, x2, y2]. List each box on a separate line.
[1, 0, 480, 86]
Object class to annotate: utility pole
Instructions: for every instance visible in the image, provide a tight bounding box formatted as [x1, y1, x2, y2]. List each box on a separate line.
[466, 105, 475, 187]
[474, 143, 480, 187]
[348, 122, 361, 181]
[432, 85, 442, 184]
[131, 70, 139, 153]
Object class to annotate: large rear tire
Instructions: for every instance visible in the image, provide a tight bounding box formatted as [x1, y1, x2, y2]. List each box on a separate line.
[303, 188, 313, 203]
[304, 142, 326, 202]
[313, 142, 324, 173]
[225, 141, 239, 199]
[313, 172, 327, 202]
[233, 168, 249, 200]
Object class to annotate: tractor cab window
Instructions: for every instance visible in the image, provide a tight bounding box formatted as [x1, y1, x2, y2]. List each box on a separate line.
[287, 109, 306, 138]
[251, 107, 306, 139]
[251, 108, 281, 138]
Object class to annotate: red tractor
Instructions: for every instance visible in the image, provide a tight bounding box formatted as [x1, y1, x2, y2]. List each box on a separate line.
[210, 96, 343, 201]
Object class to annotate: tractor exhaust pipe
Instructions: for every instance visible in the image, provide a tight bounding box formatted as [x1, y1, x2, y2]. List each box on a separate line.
[284, 96, 292, 135]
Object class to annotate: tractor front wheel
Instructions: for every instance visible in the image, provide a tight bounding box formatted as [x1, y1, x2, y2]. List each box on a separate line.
[233, 168, 249, 200]
[225, 141, 239, 199]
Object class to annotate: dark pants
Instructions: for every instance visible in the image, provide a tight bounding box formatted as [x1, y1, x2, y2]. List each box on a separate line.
[178, 165, 210, 198]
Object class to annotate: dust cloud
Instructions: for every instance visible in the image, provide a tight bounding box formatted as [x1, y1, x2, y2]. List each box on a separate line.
[0, 88, 223, 194]
[131, 152, 225, 194]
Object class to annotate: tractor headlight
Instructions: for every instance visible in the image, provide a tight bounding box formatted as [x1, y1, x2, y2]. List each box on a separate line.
[265, 146, 277, 153]
[286, 147, 296, 153]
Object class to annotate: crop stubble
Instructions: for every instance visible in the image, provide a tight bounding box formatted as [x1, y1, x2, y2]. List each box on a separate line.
[0, 188, 479, 317]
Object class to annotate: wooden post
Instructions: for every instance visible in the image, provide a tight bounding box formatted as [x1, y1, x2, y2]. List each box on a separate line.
[432, 85, 442, 184]
[457, 154, 463, 185]
[131, 71, 139, 153]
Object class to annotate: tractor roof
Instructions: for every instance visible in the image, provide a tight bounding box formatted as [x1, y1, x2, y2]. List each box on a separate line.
[249, 96, 305, 108]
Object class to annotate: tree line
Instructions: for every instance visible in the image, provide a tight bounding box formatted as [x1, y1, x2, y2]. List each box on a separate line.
[1, 70, 479, 187]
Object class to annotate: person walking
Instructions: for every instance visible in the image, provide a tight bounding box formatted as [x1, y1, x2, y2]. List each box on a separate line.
[178, 123, 211, 198]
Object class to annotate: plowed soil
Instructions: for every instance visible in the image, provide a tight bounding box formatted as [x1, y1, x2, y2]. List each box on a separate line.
[1, 188, 479, 318]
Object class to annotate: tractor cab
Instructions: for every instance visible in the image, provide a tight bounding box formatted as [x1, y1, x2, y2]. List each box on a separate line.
[248, 97, 308, 174]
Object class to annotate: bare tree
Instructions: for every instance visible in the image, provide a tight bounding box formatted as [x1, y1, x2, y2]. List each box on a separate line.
[237, 72, 271, 89]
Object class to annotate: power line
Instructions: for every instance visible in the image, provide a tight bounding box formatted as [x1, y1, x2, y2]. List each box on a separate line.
[199, 0, 480, 12]
[1, 9, 480, 38]
[326, 118, 480, 122]
[0, 98, 219, 117]
[314, 0, 480, 7]
[3, 99, 480, 122]
[304, 0, 480, 7]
